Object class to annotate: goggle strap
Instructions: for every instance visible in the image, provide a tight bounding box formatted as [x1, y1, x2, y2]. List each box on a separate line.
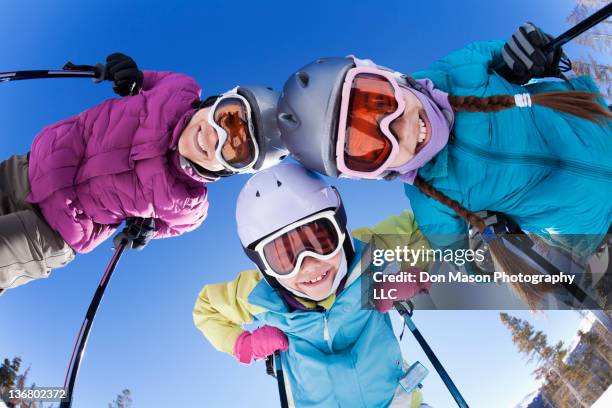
[198, 95, 220, 109]
[347, 54, 377, 68]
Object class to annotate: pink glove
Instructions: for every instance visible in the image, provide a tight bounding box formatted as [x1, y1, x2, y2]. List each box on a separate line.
[374, 267, 431, 313]
[233, 325, 289, 364]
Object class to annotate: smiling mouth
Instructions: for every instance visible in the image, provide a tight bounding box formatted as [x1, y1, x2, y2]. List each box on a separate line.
[300, 267, 332, 287]
[415, 112, 431, 154]
[193, 129, 208, 156]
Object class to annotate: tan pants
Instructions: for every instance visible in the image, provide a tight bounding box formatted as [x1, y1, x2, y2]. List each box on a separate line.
[0, 154, 74, 290]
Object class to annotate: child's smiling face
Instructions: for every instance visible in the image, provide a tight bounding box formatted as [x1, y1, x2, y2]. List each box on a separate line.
[387, 87, 431, 168]
[279, 252, 342, 301]
[178, 107, 225, 172]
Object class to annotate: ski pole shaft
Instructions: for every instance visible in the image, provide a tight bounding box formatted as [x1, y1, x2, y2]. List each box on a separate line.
[60, 240, 127, 408]
[0, 62, 105, 83]
[543, 2, 612, 52]
[503, 236, 612, 332]
[274, 351, 289, 408]
[396, 302, 470, 408]
[0, 70, 96, 82]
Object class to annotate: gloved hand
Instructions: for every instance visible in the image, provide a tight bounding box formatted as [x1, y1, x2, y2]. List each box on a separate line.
[233, 325, 289, 364]
[112, 218, 155, 251]
[105, 53, 143, 97]
[501, 22, 565, 84]
[374, 267, 431, 313]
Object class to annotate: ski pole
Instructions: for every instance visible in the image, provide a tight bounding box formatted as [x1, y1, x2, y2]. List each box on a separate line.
[59, 239, 127, 408]
[265, 352, 289, 408]
[543, 2, 612, 52]
[395, 301, 470, 408]
[502, 234, 612, 332]
[0, 62, 105, 83]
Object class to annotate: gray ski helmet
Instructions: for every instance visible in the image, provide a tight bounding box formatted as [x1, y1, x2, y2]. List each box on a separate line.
[236, 85, 289, 172]
[276, 57, 355, 177]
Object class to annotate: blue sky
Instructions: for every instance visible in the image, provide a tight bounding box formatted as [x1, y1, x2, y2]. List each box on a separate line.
[0, 0, 591, 406]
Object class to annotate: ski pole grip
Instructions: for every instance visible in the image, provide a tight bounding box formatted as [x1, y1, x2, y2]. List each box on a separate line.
[265, 355, 275, 377]
[394, 300, 414, 317]
[92, 63, 106, 84]
[62, 61, 106, 83]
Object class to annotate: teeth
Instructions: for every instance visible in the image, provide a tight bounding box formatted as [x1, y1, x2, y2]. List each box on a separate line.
[307, 270, 328, 284]
[417, 118, 427, 144]
[197, 131, 206, 151]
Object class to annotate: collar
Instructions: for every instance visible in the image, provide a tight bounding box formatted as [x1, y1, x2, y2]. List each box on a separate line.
[415, 144, 449, 181]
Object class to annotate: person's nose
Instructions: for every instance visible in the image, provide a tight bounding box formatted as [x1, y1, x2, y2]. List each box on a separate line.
[204, 123, 220, 154]
[300, 257, 325, 275]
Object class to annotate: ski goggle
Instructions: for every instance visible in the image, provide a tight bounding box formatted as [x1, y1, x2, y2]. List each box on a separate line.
[252, 210, 345, 280]
[208, 88, 259, 172]
[336, 56, 406, 179]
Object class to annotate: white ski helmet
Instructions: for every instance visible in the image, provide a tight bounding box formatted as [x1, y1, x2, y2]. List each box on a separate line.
[236, 163, 354, 286]
[189, 85, 289, 179]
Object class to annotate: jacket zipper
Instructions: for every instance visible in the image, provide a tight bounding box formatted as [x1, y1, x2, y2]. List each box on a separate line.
[452, 139, 612, 181]
[323, 314, 333, 352]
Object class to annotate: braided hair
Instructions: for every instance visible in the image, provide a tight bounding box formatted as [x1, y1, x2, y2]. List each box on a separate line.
[414, 91, 610, 309]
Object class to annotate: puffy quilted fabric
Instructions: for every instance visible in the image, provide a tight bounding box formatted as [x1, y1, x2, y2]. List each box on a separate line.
[404, 41, 612, 257]
[27, 71, 209, 253]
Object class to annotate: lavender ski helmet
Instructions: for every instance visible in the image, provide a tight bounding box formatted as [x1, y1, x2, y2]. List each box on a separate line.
[236, 163, 353, 285]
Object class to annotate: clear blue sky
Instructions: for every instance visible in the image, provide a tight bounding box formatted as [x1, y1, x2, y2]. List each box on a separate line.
[0, 0, 589, 406]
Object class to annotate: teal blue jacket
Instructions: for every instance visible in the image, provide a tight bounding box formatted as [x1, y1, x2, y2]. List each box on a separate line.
[194, 214, 429, 407]
[248, 240, 404, 408]
[405, 40, 611, 256]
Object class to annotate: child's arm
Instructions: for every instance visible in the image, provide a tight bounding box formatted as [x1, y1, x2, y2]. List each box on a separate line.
[403, 184, 469, 253]
[352, 209, 433, 271]
[413, 40, 506, 92]
[141, 70, 201, 95]
[353, 211, 432, 312]
[152, 196, 208, 239]
[193, 270, 267, 356]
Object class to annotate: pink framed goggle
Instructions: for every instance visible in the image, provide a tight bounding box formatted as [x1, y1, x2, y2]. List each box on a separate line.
[335, 56, 406, 179]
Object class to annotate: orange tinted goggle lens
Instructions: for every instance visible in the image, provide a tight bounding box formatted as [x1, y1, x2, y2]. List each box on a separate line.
[262, 218, 339, 275]
[213, 98, 257, 168]
[344, 73, 398, 172]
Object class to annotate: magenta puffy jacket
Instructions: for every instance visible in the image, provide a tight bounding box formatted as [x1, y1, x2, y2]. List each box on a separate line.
[27, 71, 209, 253]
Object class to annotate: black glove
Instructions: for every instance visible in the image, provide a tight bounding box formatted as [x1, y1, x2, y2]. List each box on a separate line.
[113, 218, 155, 251]
[501, 22, 565, 84]
[105, 53, 144, 97]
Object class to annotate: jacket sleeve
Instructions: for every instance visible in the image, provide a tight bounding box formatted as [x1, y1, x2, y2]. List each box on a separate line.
[153, 192, 208, 239]
[352, 210, 433, 271]
[141, 70, 201, 94]
[140, 71, 201, 123]
[193, 270, 267, 356]
[404, 184, 469, 252]
[413, 40, 506, 91]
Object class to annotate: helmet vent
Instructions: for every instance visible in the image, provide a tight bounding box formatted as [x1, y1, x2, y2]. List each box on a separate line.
[278, 112, 298, 128]
[296, 71, 309, 88]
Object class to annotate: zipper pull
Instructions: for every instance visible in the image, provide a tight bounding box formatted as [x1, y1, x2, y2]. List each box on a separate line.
[323, 315, 330, 342]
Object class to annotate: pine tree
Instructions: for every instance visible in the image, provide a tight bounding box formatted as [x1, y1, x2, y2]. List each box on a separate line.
[108, 389, 132, 408]
[572, 57, 612, 100]
[0, 358, 22, 405]
[500, 313, 587, 407]
[567, 0, 611, 54]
